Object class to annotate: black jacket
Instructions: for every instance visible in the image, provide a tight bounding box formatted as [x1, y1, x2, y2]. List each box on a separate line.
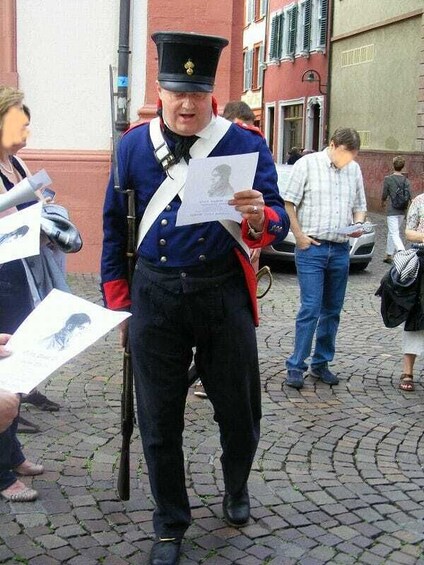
[376, 254, 424, 330]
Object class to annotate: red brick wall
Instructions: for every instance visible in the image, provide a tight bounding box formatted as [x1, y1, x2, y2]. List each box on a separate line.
[20, 149, 110, 274]
[357, 150, 424, 212]
[138, 0, 244, 120]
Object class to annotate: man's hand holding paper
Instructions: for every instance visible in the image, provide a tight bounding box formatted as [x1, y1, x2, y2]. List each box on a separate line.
[176, 152, 259, 226]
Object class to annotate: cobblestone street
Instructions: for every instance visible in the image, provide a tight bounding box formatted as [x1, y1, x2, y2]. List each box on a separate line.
[2, 212, 424, 564]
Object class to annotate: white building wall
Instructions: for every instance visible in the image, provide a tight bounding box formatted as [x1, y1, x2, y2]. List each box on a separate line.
[17, 0, 147, 151]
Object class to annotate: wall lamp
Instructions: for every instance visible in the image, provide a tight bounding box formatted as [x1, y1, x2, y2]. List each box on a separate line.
[301, 69, 327, 95]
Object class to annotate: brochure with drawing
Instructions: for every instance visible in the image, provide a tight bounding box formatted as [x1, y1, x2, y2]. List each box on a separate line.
[0, 289, 131, 394]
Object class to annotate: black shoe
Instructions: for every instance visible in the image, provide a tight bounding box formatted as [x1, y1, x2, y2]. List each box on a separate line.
[21, 390, 60, 412]
[222, 488, 250, 526]
[149, 538, 181, 565]
[17, 415, 40, 434]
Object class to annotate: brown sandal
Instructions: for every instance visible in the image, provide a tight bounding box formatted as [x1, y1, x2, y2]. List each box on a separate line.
[399, 373, 415, 391]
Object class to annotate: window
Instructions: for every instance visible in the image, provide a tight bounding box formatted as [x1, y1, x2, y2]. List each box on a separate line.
[243, 50, 253, 91]
[309, 0, 329, 52]
[287, 5, 298, 57]
[283, 104, 303, 161]
[318, 0, 328, 47]
[244, 44, 265, 91]
[266, 105, 275, 155]
[252, 44, 265, 89]
[341, 45, 375, 67]
[246, 0, 254, 25]
[255, 0, 268, 19]
[300, 0, 312, 53]
[269, 12, 284, 60]
[357, 131, 371, 148]
[257, 44, 265, 87]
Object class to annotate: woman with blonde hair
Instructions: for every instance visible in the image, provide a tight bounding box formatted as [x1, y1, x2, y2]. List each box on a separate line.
[0, 85, 44, 502]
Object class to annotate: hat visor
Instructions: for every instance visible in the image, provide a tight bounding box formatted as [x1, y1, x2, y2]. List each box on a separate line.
[158, 80, 213, 93]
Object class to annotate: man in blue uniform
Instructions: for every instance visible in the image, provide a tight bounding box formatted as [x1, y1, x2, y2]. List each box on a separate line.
[102, 31, 289, 565]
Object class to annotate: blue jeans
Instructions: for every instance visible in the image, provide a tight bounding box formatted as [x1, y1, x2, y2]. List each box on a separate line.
[286, 240, 350, 373]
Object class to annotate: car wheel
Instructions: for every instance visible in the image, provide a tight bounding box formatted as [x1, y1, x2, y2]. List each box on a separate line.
[350, 261, 370, 272]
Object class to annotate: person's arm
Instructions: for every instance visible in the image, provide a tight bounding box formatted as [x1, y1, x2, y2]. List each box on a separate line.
[405, 197, 422, 242]
[381, 177, 389, 208]
[101, 134, 133, 312]
[350, 166, 367, 237]
[230, 135, 290, 248]
[284, 201, 320, 249]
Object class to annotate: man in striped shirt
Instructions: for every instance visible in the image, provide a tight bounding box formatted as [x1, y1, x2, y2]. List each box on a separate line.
[282, 128, 367, 389]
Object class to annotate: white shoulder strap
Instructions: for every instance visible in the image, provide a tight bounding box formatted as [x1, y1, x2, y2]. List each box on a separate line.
[137, 116, 246, 252]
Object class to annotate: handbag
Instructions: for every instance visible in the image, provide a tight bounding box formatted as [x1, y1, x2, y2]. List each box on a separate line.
[40, 203, 83, 253]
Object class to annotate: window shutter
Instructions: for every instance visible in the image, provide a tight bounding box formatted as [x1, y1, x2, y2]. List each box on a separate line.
[269, 15, 278, 59]
[288, 5, 298, 56]
[260, 0, 268, 18]
[247, 0, 254, 24]
[248, 49, 253, 89]
[258, 44, 265, 87]
[277, 13, 284, 58]
[319, 0, 328, 46]
[244, 49, 253, 91]
[243, 51, 249, 90]
[303, 0, 312, 52]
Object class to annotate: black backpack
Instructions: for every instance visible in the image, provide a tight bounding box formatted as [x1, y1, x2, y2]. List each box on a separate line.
[391, 178, 410, 210]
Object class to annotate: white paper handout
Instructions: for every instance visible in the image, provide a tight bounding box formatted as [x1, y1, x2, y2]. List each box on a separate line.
[0, 289, 131, 394]
[27, 169, 52, 191]
[0, 202, 42, 264]
[176, 152, 259, 226]
[334, 222, 377, 236]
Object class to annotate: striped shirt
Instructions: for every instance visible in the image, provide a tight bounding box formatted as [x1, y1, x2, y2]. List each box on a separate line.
[282, 149, 367, 243]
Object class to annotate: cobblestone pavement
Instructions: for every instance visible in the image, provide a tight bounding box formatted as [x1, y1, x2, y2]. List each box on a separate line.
[2, 213, 424, 564]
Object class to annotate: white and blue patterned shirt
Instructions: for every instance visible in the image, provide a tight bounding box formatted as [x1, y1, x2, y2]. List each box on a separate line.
[282, 149, 367, 243]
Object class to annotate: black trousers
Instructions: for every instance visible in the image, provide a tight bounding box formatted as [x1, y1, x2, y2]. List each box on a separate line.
[129, 255, 261, 538]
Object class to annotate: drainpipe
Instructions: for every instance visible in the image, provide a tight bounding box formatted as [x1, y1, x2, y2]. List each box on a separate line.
[324, 0, 334, 145]
[116, 0, 131, 132]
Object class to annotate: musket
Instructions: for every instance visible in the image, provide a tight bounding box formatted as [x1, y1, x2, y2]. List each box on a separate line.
[110, 0, 134, 502]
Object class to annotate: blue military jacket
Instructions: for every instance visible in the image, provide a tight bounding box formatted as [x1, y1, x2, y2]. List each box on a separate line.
[101, 119, 289, 311]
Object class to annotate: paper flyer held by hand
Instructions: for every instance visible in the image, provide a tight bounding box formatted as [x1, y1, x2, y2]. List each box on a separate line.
[334, 222, 377, 236]
[0, 202, 42, 264]
[0, 289, 131, 394]
[176, 152, 259, 226]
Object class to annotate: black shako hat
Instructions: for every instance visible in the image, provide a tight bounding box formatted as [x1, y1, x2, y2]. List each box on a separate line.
[152, 31, 229, 93]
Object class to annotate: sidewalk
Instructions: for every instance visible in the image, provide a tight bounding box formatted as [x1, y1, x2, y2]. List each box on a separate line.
[2, 213, 424, 564]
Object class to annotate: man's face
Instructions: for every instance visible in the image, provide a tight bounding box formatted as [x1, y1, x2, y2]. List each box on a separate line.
[157, 84, 212, 136]
[328, 141, 358, 169]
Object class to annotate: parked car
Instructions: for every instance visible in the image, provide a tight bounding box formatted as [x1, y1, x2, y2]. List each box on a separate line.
[261, 164, 375, 271]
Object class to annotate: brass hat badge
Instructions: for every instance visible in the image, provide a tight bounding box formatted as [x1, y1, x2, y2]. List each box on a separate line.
[184, 59, 195, 76]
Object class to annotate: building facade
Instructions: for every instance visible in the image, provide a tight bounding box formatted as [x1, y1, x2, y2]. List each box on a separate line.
[0, 0, 243, 272]
[263, 0, 330, 163]
[330, 0, 424, 209]
[241, 0, 268, 128]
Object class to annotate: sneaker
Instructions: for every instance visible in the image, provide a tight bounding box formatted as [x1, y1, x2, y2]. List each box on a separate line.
[193, 380, 208, 398]
[285, 369, 304, 389]
[309, 366, 339, 385]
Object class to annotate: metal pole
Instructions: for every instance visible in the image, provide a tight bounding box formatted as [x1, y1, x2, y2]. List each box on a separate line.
[116, 0, 131, 133]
